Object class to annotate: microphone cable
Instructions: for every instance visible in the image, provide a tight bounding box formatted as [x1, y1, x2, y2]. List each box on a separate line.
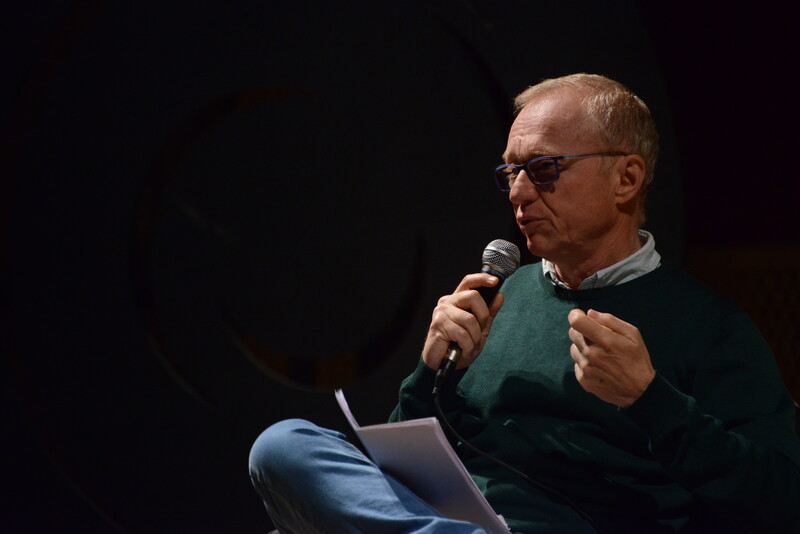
[432, 389, 606, 534]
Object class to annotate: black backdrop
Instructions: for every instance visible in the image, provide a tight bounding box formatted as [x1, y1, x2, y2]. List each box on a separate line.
[1, 2, 798, 532]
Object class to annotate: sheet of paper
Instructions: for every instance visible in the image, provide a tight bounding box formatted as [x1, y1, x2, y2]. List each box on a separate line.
[335, 389, 510, 533]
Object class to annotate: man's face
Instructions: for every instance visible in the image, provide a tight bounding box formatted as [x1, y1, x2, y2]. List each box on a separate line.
[503, 91, 622, 267]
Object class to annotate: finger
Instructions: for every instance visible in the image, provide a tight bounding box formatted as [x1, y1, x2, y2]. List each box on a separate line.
[435, 320, 483, 369]
[568, 326, 587, 347]
[454, 273, 500, 294]
[570, 342, 588, 367]
[455, 289, 492, 327]
[454, 273, 508, 324]
[431, 296, 484, 338]
[422, 321, 476, 369]
[567, 308, 586, 323]
[586, 309, 641, 342]
[568, 309, 614, 347]
[567, 328, 591, 351]
[432, 304, 483, 350]
[573, 362, 585, 384]
[441, 313, 481, 354]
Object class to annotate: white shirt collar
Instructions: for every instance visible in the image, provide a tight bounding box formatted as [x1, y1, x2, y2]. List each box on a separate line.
[542, 230, 661, 290]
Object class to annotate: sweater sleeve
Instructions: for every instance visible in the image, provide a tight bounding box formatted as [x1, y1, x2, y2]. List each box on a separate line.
[388, 357, 468, 423]
[623, 310, 800, 532]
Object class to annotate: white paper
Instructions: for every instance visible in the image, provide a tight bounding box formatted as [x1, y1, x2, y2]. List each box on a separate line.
[335, 389, 510, 533]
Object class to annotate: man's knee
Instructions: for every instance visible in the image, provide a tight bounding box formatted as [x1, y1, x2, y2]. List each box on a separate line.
[249, 418, 328, 481]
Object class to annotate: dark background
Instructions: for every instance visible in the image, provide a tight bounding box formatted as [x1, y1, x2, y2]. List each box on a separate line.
[2, 2, 798, 532]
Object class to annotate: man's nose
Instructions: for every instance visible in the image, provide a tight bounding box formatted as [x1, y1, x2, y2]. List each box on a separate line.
[508, 170, 539, 204]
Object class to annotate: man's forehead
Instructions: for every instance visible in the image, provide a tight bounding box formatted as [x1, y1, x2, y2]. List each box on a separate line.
[502, 134, 559, 162]
[503, 92, 595, 161]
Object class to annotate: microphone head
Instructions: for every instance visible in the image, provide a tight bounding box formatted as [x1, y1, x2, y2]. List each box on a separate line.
[482, 239, 521, 280]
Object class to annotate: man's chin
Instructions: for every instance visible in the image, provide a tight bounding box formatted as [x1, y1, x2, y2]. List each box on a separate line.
[525, 236, 551, 260]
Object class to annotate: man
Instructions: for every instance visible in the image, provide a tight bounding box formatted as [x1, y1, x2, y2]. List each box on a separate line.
[250, 74, 800, 533]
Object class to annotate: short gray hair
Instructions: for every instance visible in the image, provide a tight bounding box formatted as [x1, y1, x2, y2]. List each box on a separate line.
[514, 74, 659, 204]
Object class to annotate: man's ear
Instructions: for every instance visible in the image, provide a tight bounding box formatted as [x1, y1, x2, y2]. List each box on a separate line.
[615, 154, 646, 205]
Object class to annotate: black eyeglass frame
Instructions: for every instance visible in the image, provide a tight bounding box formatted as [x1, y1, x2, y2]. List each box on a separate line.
[493, 151, 629, 190]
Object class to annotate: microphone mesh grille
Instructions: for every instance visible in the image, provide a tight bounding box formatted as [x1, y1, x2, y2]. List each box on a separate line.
[482, 239, 521, 278]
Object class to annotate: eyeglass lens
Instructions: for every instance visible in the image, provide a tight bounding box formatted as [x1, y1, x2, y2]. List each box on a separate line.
[496, 158, 559, 189]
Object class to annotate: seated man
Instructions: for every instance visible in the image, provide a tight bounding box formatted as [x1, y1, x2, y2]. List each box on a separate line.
[249, 74, 800, 533]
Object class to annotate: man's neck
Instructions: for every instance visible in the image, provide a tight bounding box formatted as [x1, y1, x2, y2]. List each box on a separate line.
[552, 230, 644, 289]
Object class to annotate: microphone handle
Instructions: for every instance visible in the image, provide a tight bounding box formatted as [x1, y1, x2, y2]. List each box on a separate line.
[477, 263, 505, 304]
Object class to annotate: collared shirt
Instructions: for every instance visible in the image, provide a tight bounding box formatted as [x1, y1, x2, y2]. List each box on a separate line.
[542, 230, 661, 290]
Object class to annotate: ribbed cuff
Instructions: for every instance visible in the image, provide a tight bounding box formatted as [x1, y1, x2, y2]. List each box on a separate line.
[405, 357, 468, 408]
[622, 373, 694, 441]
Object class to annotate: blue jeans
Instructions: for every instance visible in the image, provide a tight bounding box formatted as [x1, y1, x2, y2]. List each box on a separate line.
[249, 418, 489, 534]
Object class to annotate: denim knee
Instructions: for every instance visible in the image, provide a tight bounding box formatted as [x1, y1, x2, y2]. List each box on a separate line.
[249, 418, 327, 482]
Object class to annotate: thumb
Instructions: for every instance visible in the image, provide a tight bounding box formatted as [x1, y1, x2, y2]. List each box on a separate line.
[587, 308, 612, 323]
[587, 309, 637, 340]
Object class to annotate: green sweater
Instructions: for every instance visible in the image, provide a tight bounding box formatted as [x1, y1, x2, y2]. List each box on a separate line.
[390, 264, 800, 533]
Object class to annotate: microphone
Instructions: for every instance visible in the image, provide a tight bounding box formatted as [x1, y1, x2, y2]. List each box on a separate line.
[433, 239, 521, 395]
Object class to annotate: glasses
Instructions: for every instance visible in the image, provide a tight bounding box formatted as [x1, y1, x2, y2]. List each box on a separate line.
[494, 152, 628, 190]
